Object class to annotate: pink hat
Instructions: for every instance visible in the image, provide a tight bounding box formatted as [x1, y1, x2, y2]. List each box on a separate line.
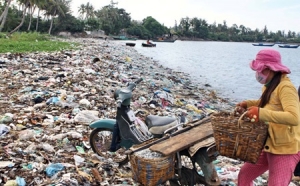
[250, 49, 291, 74]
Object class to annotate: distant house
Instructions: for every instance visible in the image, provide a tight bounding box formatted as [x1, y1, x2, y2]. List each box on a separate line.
[57, 30, 106, 38]
[58, 32, 72, 37]
[85, 30, 106, 38]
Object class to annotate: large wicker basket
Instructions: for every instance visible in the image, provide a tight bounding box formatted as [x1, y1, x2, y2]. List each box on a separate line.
[129, 151, 175, 186]
[211, 111, 268, 164]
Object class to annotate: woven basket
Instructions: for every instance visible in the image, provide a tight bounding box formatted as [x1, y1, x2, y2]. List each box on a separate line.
[211, 111, 268, 164]
[129, 152, 175, 186]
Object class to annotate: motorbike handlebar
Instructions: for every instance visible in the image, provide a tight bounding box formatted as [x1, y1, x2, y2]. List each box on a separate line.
[116, 100, 122, 108]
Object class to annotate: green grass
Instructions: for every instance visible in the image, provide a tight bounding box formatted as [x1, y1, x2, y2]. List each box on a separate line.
[0, 32, 79, 53]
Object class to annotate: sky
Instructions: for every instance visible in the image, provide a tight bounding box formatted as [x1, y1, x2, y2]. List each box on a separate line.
[71, 0, 300, 33]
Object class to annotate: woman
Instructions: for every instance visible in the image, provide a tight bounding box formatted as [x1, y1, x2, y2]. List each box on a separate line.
[236, 48, 300, 186]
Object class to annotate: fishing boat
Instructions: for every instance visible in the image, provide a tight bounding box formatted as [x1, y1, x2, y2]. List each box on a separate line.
[111, 35, 137, 41]
[142, 43, 156, 47]
[125, 42, 136, 47]
[252, 43, 275, 47]
[278, 44, 299, 48]
[152, 39, 176, 43]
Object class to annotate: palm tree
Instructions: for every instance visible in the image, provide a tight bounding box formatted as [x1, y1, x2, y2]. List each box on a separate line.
[0, 0, 13, 32]
[9, 0, 31, 35]
[46, 0, 69, 35]
[179, 17, 190, 32]
[239, 25, 246, 35]
[35, 0, 47, 31]
[85, 2, 95, 19]
[78, 3, 95, 20]
[78, 4, 86, 20]
[27, 0, 36, 31]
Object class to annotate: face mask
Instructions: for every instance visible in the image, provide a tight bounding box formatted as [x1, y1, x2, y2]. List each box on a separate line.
[256, 71, 270, 84]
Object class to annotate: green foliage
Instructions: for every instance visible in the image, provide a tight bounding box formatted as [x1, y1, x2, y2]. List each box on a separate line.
[0, 32, 79, 53]
[208, 33, 218, 41]
[0, 40, 77, 53]
[126, 22, 151, 39]
[86, 18, 101, 31]
[0, 33, 7, 38]
[198, 26, 209, 38]
[95, 6, 131, 35]
[255, 33, 264, 42]
[142, 16, 167, 38]
[8, 32, 49, 41]
[53, 13, 85, 33]
[215, 33, 229, 41]
[1, 1, 300, 42]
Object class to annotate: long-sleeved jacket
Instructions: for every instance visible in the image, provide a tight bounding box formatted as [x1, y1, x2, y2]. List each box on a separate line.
[246, 74, 300, 154]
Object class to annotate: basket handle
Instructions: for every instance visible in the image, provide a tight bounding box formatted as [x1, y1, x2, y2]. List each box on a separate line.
[233, 111, 248, 157]
[237, 111, 248, 127]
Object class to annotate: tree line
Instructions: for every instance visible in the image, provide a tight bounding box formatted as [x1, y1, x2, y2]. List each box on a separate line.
[1, 0, 300, 43]
[176, 18, 300, 43]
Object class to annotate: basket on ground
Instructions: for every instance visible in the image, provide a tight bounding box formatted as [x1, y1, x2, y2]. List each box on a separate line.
[211, 111, 268, 164]
[129, 150, 175, 186]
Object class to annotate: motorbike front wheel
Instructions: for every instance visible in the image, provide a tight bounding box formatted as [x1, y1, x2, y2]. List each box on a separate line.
[89, 128, 128, 165]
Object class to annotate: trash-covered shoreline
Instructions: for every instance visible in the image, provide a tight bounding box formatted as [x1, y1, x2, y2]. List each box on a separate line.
[0, 38, 299, 186]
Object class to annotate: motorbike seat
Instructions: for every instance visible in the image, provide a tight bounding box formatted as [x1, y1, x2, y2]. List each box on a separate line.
[146, 115, 178, 135]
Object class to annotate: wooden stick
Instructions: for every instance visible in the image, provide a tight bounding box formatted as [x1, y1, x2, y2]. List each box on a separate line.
[125, 117, 211, 155]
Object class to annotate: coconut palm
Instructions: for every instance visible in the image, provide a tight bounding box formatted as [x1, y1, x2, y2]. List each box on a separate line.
[35, 0, 47, 31]
[9, 0, 31, 35]
[85, 2, 95, 19]
[78, 2, 95, 20]
[46, 0, 70, 35]
[0, 0, 13, 32]
[26, 0, 36, 31]
[78, 3, 86, 20]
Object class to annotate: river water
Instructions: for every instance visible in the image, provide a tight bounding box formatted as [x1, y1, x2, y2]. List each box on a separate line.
[121, 40, 300, 103]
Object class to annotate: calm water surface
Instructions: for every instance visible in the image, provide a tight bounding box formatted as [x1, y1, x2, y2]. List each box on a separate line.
[122, 40, 300, 102]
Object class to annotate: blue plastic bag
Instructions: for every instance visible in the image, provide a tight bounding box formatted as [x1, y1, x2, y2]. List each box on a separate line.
[45, 163, 64, 177]
[16, 177, 26, 186]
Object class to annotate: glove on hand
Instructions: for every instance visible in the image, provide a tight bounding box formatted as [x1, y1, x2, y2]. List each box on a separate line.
[246, 106, 259, 123]
[236, 101, 247, 109]
[235, 101, 247, 114]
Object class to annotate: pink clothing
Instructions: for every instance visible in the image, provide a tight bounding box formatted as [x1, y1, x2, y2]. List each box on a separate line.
[250, 49, 291, 73]
[238, 151, 300, 186]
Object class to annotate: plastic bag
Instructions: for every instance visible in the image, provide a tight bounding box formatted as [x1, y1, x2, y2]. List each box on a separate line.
[0, 113, 14, 124]
[16, 177, 26, 186]
[3, 180, 17, 186]
[45, 163, 64, 177]
[0, 124, 10, 136]
[134, 117, 152, 136]
[67, 131, 83, 139]
[74, 110, 99, 124]
[153, 90, 174, 104]
[74, 155, 85, 166]
[40, 143, 55, 152]
[19, 130, 35, 140]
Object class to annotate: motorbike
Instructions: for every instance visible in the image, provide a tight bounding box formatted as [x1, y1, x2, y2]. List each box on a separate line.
[89, 78, 220, 185]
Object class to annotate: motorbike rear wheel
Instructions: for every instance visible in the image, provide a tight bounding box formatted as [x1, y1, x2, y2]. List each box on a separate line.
[90, 128, 128, 165]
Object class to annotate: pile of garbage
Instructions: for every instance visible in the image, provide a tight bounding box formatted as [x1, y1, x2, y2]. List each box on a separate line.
[0, 38, 299, 186]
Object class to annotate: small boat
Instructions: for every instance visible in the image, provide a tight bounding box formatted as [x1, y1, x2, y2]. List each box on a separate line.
[125, 42, 136, 47]
[111, 35, 137, 41]
[142, 43, 156, 47]
[152, 39, 176, 43]
[252, 43, 275, 47]
[278, 44, 299, 48]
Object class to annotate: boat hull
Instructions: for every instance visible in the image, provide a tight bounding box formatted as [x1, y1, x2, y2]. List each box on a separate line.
[252, 43, 275, 47]
[142, 43, 156, 47]
[278, 45, 299, 48]
[126, 43, 136, 47]
[152, 39, 176, 43]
